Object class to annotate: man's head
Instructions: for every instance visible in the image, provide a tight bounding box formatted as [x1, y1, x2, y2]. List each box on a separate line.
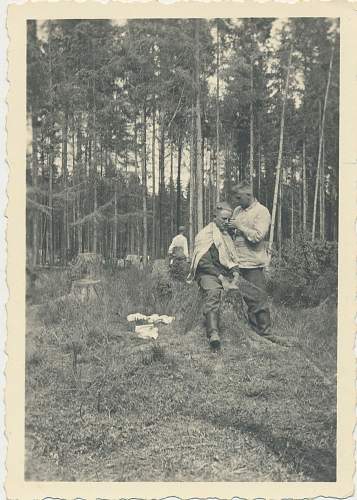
[214, 202, 233, 232]
[231, 180, 254, 209]
[178, 225, 186, 235]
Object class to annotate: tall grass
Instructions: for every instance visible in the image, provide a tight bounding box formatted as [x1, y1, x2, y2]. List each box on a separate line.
[26, 265, 337, 482]
[104, 267, 202, 332]
[27, 268, 71, 304]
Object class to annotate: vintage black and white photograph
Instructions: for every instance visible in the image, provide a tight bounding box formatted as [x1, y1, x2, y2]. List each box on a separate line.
[24, 15, 340, 483]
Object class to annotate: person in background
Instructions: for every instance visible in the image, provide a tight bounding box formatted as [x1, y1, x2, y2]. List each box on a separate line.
[187, 202, 240, 349]
[168, 226, 189, 264]
[229, 180, 289, 346]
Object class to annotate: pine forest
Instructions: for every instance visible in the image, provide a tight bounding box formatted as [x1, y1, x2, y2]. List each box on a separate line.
[24, 17, 341, 482]
[26, 18, 339, 266]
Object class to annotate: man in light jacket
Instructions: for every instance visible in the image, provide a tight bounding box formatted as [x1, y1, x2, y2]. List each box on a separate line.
[229, 180, 288, 345]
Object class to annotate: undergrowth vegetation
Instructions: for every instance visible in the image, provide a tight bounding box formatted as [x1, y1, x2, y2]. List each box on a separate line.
[25, 262, 337, 482]
[267, 234, 338, 306]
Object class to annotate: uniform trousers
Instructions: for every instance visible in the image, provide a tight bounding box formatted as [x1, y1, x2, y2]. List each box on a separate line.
[197, 267, 271, 335]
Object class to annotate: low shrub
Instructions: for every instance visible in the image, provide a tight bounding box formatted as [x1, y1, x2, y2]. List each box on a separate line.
[267, 234, 337, 306]
[169, 257, 189, 282]
[27, 268, 71, 305]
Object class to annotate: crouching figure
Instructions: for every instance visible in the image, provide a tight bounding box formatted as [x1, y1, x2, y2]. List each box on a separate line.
[187, 202, 239, 349]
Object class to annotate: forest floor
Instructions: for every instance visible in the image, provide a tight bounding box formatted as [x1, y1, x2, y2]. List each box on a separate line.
[25, 266, 337, 482]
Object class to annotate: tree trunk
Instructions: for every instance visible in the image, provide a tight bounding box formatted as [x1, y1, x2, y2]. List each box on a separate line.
[302, 138, 307, 233]
[249, 56, 254, 184]
[195, 19, 203, 232]
[189, 103, 195, 255]
[92, 46, 98, 254]
[48, 22, 54, 265]
[28, 20, 39, 267]
[76, 122, 83, 254]
[268, 43, 293, 258]
[93, 181, 97, 253]
[209, 148, 214, 221]
[130, 221, 135, 254]
[216, 20, 220, 204]
[136, 220, 140, 257]
[48, 151, 54, 265]
[141, 105, 148, 264]
[151, 106, 156, 258]
[71, 115, 76, 255]
[277, 181, 282, 262]
[31, 111, 39, 267]
[158, 110, 165, 257]
[27, 19, 40, 266]
[62, 112, 69, 263]
[291, 166, 294, 241]
[113, 179, 118, 261]
[319, 133, 325, 240]
[176, 138, 182, 230]
[170, 142, 174, 238]
[312, 39, 335, 240]
[134, 115, 139, 178]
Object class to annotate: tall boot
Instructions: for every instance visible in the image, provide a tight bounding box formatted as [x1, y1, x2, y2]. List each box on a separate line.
[206, 310, 220, 349]
[256, 310, 291, 347]
[217, 309, 225, 333]
[255, 309, 271, 335]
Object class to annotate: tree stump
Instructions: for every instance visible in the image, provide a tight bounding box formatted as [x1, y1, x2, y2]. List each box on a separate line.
[71, 278, 102, 303]
[69, 253, 103, 302]
[70, 252, 103, 280]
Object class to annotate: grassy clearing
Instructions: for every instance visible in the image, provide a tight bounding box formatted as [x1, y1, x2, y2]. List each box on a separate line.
[25, 267, 336, 482]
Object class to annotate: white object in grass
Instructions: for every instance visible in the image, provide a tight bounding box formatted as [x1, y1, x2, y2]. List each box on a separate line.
[127, 313, 175, 326]
[147, 314, 160, 323]
[127, 313, 147, 322]
[158, 315, 175, 324]
[135, 324, 159, 339]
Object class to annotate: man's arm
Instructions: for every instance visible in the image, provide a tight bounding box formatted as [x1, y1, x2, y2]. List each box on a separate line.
[233, 209, 271, 244]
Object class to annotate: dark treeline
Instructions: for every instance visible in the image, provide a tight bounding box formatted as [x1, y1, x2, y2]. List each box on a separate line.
[26, 18, 339, 266]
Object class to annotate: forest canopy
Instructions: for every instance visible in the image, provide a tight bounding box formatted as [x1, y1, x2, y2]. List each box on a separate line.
[26, 17, 339, 265]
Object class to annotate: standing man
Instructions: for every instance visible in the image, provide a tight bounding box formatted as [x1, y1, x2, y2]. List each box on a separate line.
[187, 202, 240, 349]
[229, 180, 287, 345]
[168, 225, 189, 262]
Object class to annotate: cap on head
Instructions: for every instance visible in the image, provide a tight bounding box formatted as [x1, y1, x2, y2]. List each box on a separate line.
[232, 180, 253, 195]
[178, 225, 186, 232]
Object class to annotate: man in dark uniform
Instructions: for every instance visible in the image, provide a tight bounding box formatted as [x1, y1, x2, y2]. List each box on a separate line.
[187, 202, 240, 349]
